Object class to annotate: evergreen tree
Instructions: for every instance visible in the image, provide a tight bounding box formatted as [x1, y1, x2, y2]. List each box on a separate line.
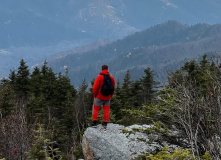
[170, 54, 219, 95]
[121, 70, 134, 109]
[0, 84, 15, 117]
[113, 70, 137, 124]
[14, 59, 30, 97]
[41, 67, 57, 101]
[9, 69, 16, 86]
[199, 54, 210, 68]
[29, 67, 42, 97]
[26, 124, 47, 159]
[74, 79, 90, 131]
[122, 70, 132, 90]
[130, 80, 142, 108]
[140, 67, 159, 105]
[162, 55, 221, 158]
[111, 79, 123, 119]
[27, 64, 55, 125]
[1, 60, 79, 158]
[52, 73, 76, 146]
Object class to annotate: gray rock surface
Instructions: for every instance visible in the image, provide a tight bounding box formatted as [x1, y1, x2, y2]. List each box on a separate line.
[82, 123, 184, 160]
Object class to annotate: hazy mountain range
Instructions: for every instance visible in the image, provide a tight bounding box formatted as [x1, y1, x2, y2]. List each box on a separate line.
[1, 0, 221, 86]
[49, 21, 221, 86]
[1, 0, 221, 48]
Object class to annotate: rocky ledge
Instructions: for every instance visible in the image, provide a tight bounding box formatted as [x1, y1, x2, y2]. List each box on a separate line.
[82, 123, 187, 160]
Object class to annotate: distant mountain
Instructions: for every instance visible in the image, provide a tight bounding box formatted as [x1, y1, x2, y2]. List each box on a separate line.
[1, 0, 221, 48]
[48, 21, 221, 87]
[1, 0, 221, 81]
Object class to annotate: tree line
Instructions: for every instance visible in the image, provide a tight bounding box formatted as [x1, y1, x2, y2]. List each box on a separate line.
[0, 54, 221, 159]
[0, 59, 158, 159]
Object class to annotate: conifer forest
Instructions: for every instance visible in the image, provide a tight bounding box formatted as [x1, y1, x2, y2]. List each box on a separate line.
[1, 55, 221, 159]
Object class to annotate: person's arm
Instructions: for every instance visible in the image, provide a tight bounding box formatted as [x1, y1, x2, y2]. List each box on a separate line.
[93, 76, 101, 98]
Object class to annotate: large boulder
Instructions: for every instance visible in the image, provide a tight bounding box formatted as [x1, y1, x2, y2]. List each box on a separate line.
[82, 123, 186, 160]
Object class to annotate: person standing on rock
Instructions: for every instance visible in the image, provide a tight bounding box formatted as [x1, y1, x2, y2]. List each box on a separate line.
[89, 65, 115, 129]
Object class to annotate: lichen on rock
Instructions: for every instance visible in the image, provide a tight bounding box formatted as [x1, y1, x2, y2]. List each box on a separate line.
[82, 123, 186, 160]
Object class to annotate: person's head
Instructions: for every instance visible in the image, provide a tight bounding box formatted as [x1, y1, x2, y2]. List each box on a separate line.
[102, 65, 108, 70]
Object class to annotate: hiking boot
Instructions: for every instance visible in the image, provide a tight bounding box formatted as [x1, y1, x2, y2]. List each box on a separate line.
[88, 121, 97, 128]
[102, 122, 107, 130]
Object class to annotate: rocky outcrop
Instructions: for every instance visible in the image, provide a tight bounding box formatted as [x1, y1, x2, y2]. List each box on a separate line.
[82, 136, 95, 160]
[82, 123, 186, 160]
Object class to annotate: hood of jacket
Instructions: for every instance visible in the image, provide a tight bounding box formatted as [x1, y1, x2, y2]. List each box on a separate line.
[100, 69, 109, 75]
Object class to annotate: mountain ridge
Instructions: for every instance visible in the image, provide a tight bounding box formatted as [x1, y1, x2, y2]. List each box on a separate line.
[2, 1, 221, 83]
[1, 0, 221, 48]
[48, 21, 221, 86]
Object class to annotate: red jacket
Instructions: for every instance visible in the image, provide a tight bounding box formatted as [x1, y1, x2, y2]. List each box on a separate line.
[93, 69, 115, 101]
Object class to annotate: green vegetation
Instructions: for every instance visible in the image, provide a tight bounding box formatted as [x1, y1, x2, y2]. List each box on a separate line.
[0, 54, 220, 159]
[146, 146, 212, 160]
[144, 122, 168, 134]
[0, 60, 83, 159]
[133, 147, 212, 160]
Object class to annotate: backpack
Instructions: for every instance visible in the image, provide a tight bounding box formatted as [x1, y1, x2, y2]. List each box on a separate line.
[100, 74, 114, 96]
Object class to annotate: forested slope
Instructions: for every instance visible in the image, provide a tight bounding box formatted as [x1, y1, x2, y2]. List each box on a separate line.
[49, 21, 221, 86]
[1, 55, 221, 159]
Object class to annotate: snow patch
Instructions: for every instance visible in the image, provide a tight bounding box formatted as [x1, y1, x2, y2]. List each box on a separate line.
[107, 5, 114, 9]
[63, 65, 68, 70]
[127, 52, 132, 57]
[161, 0, 178, 8]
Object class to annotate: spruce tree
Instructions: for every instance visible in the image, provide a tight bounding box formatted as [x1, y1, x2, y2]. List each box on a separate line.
[52, 73, 76, 145]
[29, 67, 42, 97]
[114, 70, 136, 124]
[122, 70, 131, 90]
[111, 79, 123, 119]
[9, 69, 16, 86]
[163, 55, 221, 157]
[0, 84, 14, 117]
[121, 70, 133, 109]
[26, 124, 47, 159]
[14, 59, 30, 97]
[140, 67, 159, 105]
[130, 80, 142, 108]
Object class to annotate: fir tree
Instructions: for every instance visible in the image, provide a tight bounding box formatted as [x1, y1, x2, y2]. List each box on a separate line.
[29, 67, 42, 97]
[121, 70, 133, 109]
[9, 69, 16, 86]
[111, 79, 123, 119]
[0, 84, 14, 117]
[140, 67, 159, 105]
[14, 59, 30, 97]
[130, 80, 142, 108]
[122, 70, 131, 90]
[26, 124, 47, 159]
[52, 73, 76, 146]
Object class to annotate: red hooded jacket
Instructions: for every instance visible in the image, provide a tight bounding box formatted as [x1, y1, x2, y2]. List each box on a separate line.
[93, 69, 115, 101]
